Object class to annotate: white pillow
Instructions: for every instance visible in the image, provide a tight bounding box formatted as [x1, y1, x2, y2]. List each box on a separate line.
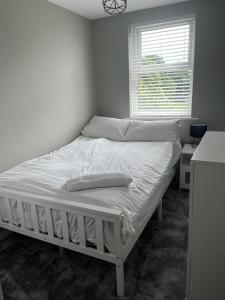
[125, 119, 179, 142]
[81, 116, 130, 141]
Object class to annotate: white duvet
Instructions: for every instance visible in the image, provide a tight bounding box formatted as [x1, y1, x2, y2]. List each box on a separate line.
[0, 136, 181, 252]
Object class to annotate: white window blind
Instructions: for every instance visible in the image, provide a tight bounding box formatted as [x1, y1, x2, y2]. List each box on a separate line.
[129, 16, 196, 118]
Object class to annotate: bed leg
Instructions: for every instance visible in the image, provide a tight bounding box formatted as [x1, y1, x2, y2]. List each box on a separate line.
[158, 200, 163, 223]
[116, 261, 124, 297]
[59, 247, 65, 256]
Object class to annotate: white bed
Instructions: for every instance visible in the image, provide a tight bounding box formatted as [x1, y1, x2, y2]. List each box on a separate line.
[0, 117, 181, 296]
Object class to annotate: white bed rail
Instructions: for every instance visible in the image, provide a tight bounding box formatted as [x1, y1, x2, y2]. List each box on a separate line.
[0, 188, 125, 296]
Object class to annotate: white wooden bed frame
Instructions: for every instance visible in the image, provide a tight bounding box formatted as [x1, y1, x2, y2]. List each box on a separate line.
[0, 170, 175, 296]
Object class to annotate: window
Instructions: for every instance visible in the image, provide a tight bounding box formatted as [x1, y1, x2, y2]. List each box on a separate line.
[129, 16, 196, 118]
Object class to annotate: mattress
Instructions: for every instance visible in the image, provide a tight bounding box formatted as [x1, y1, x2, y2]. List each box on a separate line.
[0, 136, 181, 252]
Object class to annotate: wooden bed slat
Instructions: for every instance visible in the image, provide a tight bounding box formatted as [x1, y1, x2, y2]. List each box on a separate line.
[77, 215, 86, 247]
[61, 211, 69, 242]
[17, 200, 25, 229]
[31, 204, 39, 233]
[46, 208, 54, 237]
[96, 219, 104, 252]
[114, 220, 122, 258]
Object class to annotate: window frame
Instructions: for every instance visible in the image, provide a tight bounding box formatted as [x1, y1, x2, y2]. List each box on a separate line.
[128, 15, 196, 119]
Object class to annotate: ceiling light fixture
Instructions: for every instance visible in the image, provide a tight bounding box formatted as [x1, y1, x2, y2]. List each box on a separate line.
[102, 0, 127, 15]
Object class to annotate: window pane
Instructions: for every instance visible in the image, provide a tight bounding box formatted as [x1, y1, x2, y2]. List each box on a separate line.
[141, 24, 190, 65]
[136, 70, 192, 116]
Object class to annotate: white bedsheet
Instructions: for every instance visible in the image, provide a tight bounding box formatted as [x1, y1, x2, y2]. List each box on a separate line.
[0, 136, 181, 252]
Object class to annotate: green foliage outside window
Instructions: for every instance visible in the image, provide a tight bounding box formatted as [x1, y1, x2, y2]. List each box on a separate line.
[138, 55, 191, 112]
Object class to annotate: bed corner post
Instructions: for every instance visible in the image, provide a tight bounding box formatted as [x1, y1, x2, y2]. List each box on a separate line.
[116, 260, 124, 297]
[114, 215, 125, 297]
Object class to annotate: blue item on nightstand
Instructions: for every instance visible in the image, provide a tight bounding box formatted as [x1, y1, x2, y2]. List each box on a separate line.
[190, 123, 207, 147]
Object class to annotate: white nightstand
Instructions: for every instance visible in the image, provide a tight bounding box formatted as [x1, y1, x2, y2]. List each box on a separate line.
[180, 144, 195, 190]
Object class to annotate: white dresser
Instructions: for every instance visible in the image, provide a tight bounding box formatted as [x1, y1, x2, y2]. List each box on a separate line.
[186, 131, 225, 300]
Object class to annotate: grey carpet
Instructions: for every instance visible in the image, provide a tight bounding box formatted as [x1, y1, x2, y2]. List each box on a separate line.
[0, 187, 189, 300]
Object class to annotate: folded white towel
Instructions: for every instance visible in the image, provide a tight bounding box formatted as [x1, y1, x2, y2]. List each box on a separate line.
[65, 172, 132, 192]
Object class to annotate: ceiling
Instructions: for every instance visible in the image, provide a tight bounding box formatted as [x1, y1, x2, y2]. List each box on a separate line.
[46, 0, 189, 20]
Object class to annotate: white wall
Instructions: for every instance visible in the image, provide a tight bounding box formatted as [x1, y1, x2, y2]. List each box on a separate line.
[0, 0, 96, 172]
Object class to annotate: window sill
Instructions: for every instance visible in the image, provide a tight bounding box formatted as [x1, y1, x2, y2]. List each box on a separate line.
[130, 115, 199, 121]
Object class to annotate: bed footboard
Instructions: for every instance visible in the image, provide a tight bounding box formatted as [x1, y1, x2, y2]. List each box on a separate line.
[0, 188, 125, 296]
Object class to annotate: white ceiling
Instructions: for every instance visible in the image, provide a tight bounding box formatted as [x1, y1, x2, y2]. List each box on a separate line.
[46, 0, 189, 20]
